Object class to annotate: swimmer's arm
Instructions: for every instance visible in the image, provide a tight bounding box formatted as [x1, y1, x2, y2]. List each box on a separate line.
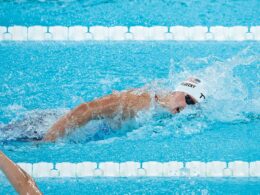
[43, 103, 92, 141]
[0, 151, 42, 195]
[43, 94, 122, 141]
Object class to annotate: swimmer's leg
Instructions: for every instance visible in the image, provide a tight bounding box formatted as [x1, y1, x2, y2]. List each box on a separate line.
[0, 151, 42, 195]
[0, 111, 59, 142]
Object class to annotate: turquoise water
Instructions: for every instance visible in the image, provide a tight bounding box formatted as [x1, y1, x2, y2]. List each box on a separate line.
[0, 0, 259, 26]
[0, 42, 259, 194]
[0, 0, 260, 194]
[1, 178, 260, 194]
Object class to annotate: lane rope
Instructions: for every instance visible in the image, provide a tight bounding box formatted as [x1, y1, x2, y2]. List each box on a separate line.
[0, 160, 258, 178]
[0, 25, 259, 41]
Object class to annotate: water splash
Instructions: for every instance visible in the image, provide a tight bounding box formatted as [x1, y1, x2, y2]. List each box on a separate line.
[0, 109, 65, 141]
[123, 47, 260, 140]
[0, 47, 259, 143]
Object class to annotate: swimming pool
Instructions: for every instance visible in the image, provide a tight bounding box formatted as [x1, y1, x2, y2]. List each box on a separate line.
[0, 0, 260, 194]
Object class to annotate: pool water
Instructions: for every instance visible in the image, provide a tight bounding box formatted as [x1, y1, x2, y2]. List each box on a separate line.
[0, 42, 259, 194]
[1, 177, 260, 194]
[0, 0, 260, 194]
[0, 0, 259, 26]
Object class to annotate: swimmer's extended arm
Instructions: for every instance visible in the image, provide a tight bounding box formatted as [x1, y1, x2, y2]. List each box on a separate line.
[0, 151, 42, 195]
[43, 93, 124, 141]
[43, 91, 150, 142]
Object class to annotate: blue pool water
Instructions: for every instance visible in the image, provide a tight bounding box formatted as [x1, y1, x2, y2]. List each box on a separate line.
[0, 0, 260, 194]
[0, 42, 259, 194]
[1, 177, 260, 194]
[0, 0, 259, 26]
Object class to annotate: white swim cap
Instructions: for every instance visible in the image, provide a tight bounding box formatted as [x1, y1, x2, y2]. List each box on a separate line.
[175, 77, 206, 103]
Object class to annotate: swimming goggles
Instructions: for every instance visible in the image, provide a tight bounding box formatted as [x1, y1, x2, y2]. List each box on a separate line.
[185, 95, 196, 105]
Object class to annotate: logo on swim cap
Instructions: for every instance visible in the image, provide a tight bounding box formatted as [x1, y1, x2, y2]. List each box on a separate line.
[181, 82, 196, 88]
[175, 77, 206, 103]
[200, 93, 206, 100]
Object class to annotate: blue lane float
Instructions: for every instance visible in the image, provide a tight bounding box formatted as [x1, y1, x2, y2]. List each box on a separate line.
[0, 161, 258, 178]
[0, 25, 259, 41]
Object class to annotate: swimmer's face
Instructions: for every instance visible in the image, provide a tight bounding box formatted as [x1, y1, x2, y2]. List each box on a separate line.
[167, 92, 197, 114]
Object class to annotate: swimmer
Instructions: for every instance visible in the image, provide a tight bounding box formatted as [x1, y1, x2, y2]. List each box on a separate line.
[0, 151, 42, 194]
[44, 77, 206, 141]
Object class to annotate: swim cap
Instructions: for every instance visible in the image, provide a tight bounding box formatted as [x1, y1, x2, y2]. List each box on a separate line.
[175, 77, 206, 103]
